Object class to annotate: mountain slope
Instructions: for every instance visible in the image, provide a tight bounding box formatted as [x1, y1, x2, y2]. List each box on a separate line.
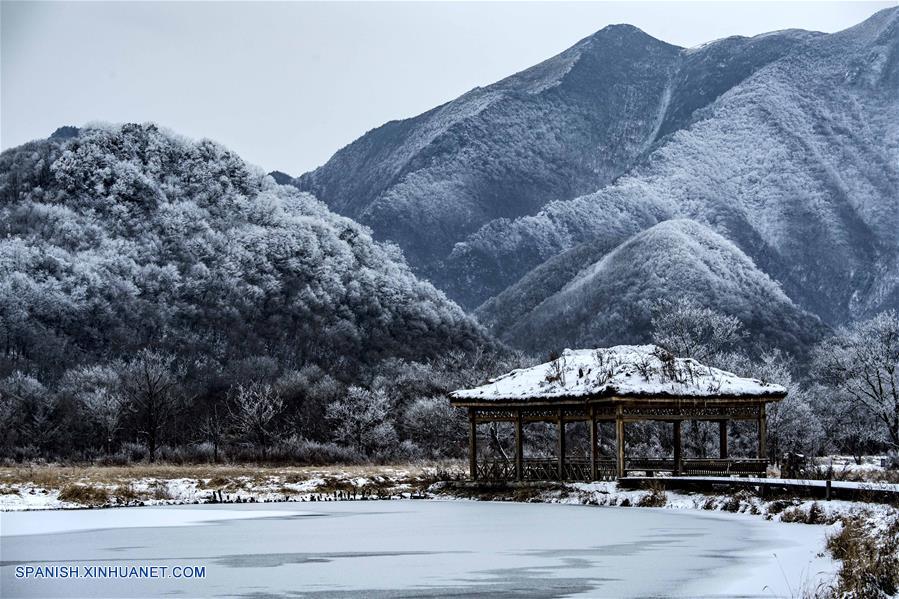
[453, 7, 899, 324]
[295, 24, 822, 309]
[0, 124, 493, 380]
[487, 220, 826, 356]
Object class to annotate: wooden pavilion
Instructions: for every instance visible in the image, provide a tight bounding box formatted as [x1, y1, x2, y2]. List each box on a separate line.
[449, 345, 786, 481]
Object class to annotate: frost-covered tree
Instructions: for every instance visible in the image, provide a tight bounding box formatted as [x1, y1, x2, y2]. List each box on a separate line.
[748, 352, 825, 459]
[812, 311, 899, 449]
[651, 298, 745, 364]
[0, 371, 56, 455]
[814, 385, 884, 463]
[60, 365, 123, 454]
[326, 387, 397, 456]
[228, 383, 283, 459]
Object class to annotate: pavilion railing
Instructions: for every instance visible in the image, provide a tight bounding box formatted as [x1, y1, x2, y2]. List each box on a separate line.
[477, 458, 618, 482]
[523, 458, 557, 481]
[682, 458, 768, 477]
[476, 459, 516, 481]
[626, 458, 674, 474]
[624, 457, 768, 477]
[477, 457, 768, 481]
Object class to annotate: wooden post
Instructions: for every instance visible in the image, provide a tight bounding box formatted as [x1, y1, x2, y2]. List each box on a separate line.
[557, 409, 566, 480]
[469, 409, 478, 480]
[673, 420, 682, 475]
[758, 407, 768, 461]
[616, 409, 625, 478]
[590, 407, 598, 481]
[719, 420, 728, 459]
[515, 409, 523, 482]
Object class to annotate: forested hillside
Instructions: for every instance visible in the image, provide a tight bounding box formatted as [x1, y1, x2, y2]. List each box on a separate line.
[0, 124, 493, 379]
[0, 124, 511, 461]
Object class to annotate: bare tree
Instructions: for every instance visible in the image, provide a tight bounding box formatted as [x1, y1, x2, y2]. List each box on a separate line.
[229, 383, 283, 459]
[812, 311, 899, 449]
[651, 299, 745, 364]
[200, 403, 227, 463]
[118, 350, 184, 462]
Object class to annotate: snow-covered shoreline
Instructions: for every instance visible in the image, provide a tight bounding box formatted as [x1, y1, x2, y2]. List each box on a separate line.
[0, 466, 436, 512]
[3, 468, 895, 534]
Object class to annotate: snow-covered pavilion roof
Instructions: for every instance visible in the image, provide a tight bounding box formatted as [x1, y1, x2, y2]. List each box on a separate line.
[451, 345, 786, 403]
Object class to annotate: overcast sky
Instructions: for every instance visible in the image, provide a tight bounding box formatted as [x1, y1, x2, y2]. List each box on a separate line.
[2, 1, 895, 174]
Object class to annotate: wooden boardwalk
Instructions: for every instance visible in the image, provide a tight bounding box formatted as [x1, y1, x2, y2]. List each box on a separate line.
[618, 476, 899, 503]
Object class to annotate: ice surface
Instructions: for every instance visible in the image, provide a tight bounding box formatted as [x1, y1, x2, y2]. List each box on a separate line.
[0, 501, 834, 598]
[0, 507, 307, 536]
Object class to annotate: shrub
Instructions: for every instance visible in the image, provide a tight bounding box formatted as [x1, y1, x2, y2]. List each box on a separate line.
[262, 437, 361, 465]
[766, 499, 795, 515]
[637, 487, 667, 507]
[113, 484, 139, 503]
[58, 483, 109, 506]
[123, 442, 149, 463]
[722, 494, 743, 513]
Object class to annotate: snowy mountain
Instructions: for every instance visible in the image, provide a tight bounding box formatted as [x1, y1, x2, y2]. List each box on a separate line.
[0, 124, 493, 380]
[476, 220, 826, 356]
[451, 8, 899, 322]
[296, 25, 684, 278]
[294, 7, 898, 358]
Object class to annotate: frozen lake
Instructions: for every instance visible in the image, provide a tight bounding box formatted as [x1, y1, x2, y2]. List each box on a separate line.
[1, 500, 834, 598]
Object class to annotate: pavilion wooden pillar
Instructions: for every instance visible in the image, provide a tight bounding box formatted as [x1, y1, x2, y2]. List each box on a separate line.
[718, 420, 729, 459]
[515, 408, 524, 482]
[589, 407, 598, 481]
[557, 409, 566, 480]
[757, 405, 768, 461]
[469, 409, 478, 480]
[673, 420, 682, 475]
[615, 407, 625, 478]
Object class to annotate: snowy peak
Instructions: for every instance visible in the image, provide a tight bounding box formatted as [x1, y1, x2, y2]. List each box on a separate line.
[576, 22, 678, 53]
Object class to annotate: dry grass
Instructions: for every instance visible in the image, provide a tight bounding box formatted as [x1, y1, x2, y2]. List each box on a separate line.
[819, 513, 899, 598]
[112, 484, 139, 503]
[637, 482, 668, 508]
[58, 484, 110, 506]
[779, 502, 834, 525]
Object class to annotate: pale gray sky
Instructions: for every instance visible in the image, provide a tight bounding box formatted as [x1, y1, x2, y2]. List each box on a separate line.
[2, 1, 895, 174]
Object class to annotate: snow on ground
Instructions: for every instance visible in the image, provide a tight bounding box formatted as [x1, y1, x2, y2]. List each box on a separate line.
[815, 454, 894, 473]
[451, 345, 785, 400]
[430, 479, 899, 534]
